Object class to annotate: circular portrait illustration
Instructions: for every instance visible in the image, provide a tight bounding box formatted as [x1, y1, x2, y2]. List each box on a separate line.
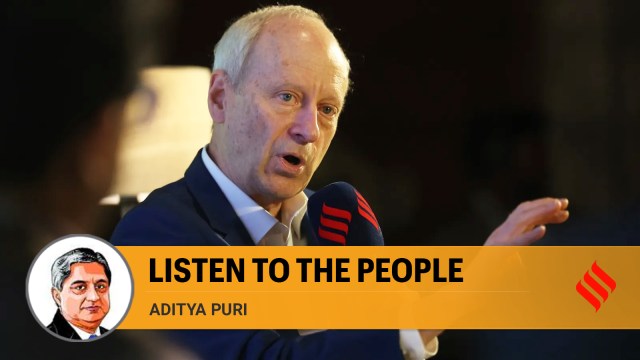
[26, 235, 133, 342]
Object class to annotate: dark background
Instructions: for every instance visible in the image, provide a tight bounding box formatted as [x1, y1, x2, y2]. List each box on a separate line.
[159, 0, 640, 248]
[155, 1, 639, 358]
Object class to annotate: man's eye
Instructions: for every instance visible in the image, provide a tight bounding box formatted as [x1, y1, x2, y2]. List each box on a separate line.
[72, 285, 86, 291]
[320, 105, 337, 116]
[278, 93, 294, 102]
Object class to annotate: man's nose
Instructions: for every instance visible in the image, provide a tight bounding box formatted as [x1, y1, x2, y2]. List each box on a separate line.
[86, 286, 99, 301]
[289, 105, 319, 144]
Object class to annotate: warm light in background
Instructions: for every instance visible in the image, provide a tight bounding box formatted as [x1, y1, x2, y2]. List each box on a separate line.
[103, 66, 212, 204]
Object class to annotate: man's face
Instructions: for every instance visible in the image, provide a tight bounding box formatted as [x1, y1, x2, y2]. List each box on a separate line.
[213, 17, 350, 207]
[54, 262, 110, 329]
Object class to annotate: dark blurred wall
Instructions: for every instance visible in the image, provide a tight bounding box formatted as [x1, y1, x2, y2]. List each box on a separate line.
[542, 0, 640, 220]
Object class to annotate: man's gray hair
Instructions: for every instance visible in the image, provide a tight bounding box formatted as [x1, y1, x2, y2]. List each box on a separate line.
[51, 247, 111, 291]
[212, 5, 348, 86]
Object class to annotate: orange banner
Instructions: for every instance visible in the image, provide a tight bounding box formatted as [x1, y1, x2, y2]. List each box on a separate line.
[116, 246, 640, 329]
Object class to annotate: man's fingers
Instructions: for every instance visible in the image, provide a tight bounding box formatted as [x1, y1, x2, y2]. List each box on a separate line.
[515, 197, 570, 217]
[512, 197, 558, 214]
[485, 197, 569, 246]
[547, 210, 570, 224]
[511, 225, 546, 246]
[559, 198, 569, 211]
[508, 199, 569, 231]
[516, 198, 560, 218]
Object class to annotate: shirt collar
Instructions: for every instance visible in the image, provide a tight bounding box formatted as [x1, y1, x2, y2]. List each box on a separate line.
[68, 321, 101, 340]
[200, 148, 307, 245]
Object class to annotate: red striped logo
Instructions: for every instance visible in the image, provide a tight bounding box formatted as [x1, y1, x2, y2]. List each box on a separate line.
[576, 261, 617, 312]
[317, 203, 351, 245]
[355, 190, 380, 231]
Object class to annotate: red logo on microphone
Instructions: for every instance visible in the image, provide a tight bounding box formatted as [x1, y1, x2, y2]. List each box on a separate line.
[317, 203, 351, 245]
[576, 261, 617, 312]
[355, 190, 380, 231]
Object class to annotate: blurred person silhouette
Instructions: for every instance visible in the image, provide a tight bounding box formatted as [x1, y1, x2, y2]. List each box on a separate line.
[0, 1, 195, 358]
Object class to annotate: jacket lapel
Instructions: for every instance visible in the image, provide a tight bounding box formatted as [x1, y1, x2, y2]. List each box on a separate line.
[49, 309, 82, 340]
[301, 188, 319, 245]
[184, 152, 255, 246]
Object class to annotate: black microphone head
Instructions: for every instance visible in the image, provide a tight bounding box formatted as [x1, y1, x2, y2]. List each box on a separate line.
[307, 182, 384, 246]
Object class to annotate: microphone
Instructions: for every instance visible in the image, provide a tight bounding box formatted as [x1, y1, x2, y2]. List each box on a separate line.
[307, 182, 384, 246]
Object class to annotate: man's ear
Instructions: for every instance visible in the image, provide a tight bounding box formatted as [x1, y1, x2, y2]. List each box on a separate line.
[208, 70, 229, 125]
[51, 288, 61, 307]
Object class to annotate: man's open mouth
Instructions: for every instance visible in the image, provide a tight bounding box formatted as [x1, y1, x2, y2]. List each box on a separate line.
[283, 154, 301, 166]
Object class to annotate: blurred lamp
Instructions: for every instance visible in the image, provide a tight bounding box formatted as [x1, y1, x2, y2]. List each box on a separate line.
[101, 66, 212, 208]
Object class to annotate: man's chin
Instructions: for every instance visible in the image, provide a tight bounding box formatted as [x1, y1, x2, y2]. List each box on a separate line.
[272, 184, 307, 200]
[79, 317, 106, 326]
[264, 177, 308, 197]
[80, 311, 108, 322]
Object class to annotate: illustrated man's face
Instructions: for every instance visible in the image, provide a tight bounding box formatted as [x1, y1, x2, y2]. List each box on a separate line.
[53, 262, 111, 328]
[212, 16, 350, 206]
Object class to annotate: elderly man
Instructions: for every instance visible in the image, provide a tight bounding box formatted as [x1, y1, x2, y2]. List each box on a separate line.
[112, 5, 569, 359]
[48, 248, 112, 340]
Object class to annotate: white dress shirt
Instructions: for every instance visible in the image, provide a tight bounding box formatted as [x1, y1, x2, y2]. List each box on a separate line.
[201, 149, 307, 246]
[69, 321, 101, 340]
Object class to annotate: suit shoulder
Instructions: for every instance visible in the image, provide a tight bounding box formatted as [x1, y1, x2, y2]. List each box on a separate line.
[111, 178, 216, 246]
[138, 178, 194, 209]
[46, 321, 58, 333]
